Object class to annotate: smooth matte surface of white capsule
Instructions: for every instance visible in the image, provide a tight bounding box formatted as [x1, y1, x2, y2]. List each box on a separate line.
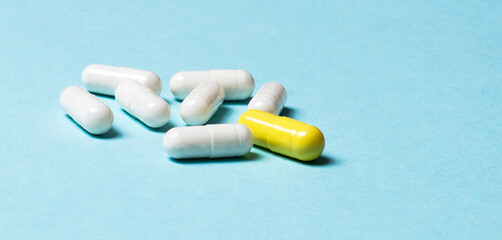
[60, 86, 114, 134]
[180, 81, 225, 125]
[163, 124, 254, 158]
[247, 82, 287, 115]
[115, 81, 170, 128]
[169, 70, 254, 100]
[82, 64, 162, 96]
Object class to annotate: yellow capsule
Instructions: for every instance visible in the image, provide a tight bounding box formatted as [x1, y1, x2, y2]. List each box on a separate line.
[238, 109, 325, 161]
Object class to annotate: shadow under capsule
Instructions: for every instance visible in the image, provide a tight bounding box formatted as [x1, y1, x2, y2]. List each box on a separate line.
[65, 115, 122, 139]
[223, 97, 252, 106]
[206, 105, 232, 124]
[279, 106, 298, 118]
[89, 92, 115, 100]
[169, 152, 261, 164]
[251, 144, 338, 167]
[161, 97, 174, 105]
[294, 155, 339, 166]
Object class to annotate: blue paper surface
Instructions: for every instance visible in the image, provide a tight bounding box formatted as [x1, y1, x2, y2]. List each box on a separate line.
[1, 0, 501, 239]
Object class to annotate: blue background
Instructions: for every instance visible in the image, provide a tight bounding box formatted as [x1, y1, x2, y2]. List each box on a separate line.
[1, 0, 501, 239]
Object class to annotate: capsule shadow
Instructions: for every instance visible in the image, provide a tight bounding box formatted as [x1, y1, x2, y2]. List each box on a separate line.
[121, 109, 174, 133]
[90, 92, 115, 100]
[280, 107, 297, 118]
[173, 96, 250, 105]
[65, 115, 122, 139]
[223, 97, 252, 105]
[169, 152, 261, 164]
[252, 144, 337, 166]
[207, 105, 232, 124]
[294, 155, 338, 166]
[161, 97, 174, 105]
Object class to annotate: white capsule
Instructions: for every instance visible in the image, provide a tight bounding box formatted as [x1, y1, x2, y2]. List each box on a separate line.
[82, 64, 162, 96]
[163, 124, 254, 159]
[180, 81, 225, 125]
[247, 82, 287, 115]
[170, 69, 254, 100]
[115, 81, 170, 128]
[60, 86, 114, 134]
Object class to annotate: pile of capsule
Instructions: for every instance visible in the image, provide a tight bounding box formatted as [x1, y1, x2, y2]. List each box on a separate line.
[60, 64, 325, 161]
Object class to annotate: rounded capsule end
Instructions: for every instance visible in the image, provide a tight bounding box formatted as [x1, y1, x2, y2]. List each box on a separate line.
[82, 104, 114, 135]
[81, 64, 99, 82]
[291, 125, 325, 161]
[235, 124, 254, 153]
[163, 128, 182, 157]
[247, 98, 277, 115]
[81, 64, 98, 91]
[140, 98, 171, 128]
[236, 70, 255, 99]
[143, 72, 162, 95]
[60, 86, 83, 106]
[169, 72, 190, 100]
[237, 109, 276, 147]
[180, 98, 210, 126]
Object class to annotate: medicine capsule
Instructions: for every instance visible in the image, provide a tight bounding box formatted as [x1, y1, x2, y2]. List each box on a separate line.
[247, 82, 287, 115]
[238, 109, 325, 161]
[60, 86, 114, 134]
[82, 64, 162, 96]
[169, 70, 254, 100]
[180, 81, 225, 125]
[163, 124, 254, 158]
[115, 81, 170, 128]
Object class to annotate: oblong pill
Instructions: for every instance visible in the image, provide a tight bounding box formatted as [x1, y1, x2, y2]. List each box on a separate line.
[115, 81, 170, 128]
[238, 109, 324, 161]
[247, 82, 287, 115]
[169, 69, 254, 100]
[82, 64, 162, 96]
[180, 81, 225, 125]
[60, 86, 114, 134]
[163, 124, 254, 159]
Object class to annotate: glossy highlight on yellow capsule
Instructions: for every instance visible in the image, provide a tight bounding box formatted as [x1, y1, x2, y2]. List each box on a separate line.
[238, 109, 325, 161]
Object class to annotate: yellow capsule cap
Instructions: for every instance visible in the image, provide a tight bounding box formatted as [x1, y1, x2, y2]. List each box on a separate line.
[290, 124, 325, 161]
[238, 109, 325, 161]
